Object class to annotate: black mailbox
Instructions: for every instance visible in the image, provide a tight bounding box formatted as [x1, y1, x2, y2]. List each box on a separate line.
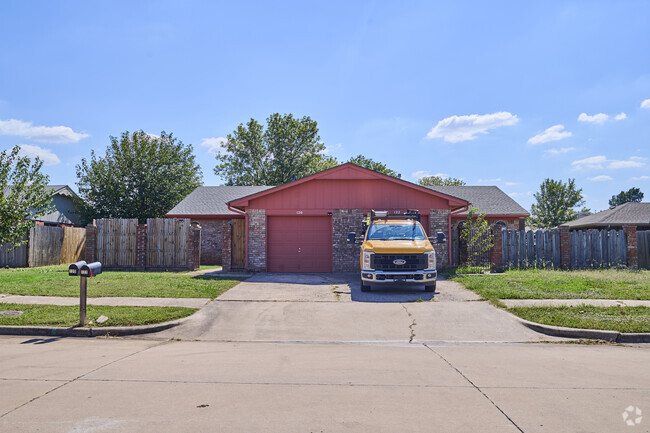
[80, 262, 102, 277]
[68, 261, 87, 276]
[436, 231, 447, 244]
[347, 232, 356, 244]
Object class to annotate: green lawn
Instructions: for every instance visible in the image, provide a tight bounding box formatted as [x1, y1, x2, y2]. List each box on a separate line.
[0, 303, 196, 327]
[508, 305, 650, 333]
[453, 269, 650, 300]
[0, 265, 245, 298]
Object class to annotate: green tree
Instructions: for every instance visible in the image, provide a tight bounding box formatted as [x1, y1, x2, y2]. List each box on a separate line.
[76, 131, 202, 223]
[609, 187, 644, 208]
[418, 176, 466, 186]
[347, 155, 399, 177]
[0, 146, 53, 245]
[529, 178, 587, 228]
[460, 207, 494, 266]
[215, 114, 328, 185]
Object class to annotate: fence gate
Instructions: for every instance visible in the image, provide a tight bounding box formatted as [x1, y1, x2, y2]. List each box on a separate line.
[146, 218, 190, 268]
[639, 230, 650, 270]
[96, 219, 138, 268]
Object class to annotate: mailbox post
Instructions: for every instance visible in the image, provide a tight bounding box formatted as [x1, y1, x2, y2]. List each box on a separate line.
[68, 261, 102, 326]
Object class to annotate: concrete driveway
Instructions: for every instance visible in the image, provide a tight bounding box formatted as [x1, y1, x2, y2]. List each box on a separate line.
[153, 273, 550, 343]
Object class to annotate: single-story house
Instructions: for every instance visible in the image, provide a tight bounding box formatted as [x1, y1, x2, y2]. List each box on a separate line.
[167, 163, 529, 271]
[563, 202, 650, 231]
[2, 184, 83, 227]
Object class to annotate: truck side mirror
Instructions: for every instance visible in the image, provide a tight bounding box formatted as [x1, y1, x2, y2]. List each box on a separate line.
[347, 233, 356, 244]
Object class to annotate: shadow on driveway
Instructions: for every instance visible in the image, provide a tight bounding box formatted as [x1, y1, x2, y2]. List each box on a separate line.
[350, 281, 437, 303]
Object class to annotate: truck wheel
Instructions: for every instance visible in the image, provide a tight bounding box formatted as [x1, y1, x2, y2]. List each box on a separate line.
[360, 278, 371, 292]
[425, 281, 436, 292]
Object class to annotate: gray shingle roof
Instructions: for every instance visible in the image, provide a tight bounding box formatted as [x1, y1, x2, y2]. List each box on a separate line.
[166, 186, 272, 216]
[564, 202, 650, 229]
[426, 185, 530, 216]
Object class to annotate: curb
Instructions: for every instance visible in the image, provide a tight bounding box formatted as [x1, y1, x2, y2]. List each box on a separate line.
[0, 317, 187, 337]
[516, 317, 650, 343]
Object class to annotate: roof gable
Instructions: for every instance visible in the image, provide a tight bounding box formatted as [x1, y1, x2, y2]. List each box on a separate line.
[228, 163, 469, 209]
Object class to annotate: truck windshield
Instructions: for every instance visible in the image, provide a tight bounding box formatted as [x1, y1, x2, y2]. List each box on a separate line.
[366, 223, 427, 241]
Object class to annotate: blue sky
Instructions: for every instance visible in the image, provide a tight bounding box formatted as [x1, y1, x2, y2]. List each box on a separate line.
[1, 0, 649, 212]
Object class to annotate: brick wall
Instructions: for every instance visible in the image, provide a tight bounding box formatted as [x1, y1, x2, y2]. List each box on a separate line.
[198, 219, 229, 265]
[430, 209, 450, 268]
[623, 224, 638, 270]
[84, 224, 96, 263]
[559, 225, 571, 269]
[247, 209, 266, 271]
[332, 209, 363, 272]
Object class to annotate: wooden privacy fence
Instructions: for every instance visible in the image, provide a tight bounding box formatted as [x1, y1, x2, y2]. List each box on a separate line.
[497, 228, 627, 270]
[0, 226, 85, 268]
[89, 218, 200, 271]
[639, 230, 650, 270]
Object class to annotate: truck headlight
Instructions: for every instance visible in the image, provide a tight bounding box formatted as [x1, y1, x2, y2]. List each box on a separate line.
[362, 252, 374, 270]
[426, 251, 436, 270]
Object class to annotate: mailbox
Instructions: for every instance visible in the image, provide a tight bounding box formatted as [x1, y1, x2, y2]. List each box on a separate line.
[68, 261, 87, 276]
[436, 231, 447, 244]
[80, 262, 102, 277]
[347, 232, 356, 244]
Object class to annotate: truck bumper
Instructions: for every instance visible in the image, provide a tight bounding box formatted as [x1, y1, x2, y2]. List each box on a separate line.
[361, 270, 437, 284]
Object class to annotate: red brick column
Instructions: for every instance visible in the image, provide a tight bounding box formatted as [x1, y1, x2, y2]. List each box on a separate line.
[491, 225, 504, 272]
[136, 224, 147, 271]
[622, 224, 638, 269]
[559, 225, 571, 270]
[221, 221, 232, 272]
[84, 224, 96, 263]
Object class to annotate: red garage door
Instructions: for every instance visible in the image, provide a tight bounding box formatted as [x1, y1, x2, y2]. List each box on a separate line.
[267, 216, 332, 273]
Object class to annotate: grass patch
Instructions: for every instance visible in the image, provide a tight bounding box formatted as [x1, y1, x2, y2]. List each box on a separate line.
[454, 268, 650, 300]
[199, 265, 222, 271]
[508, 305, 650, 333]
[0, 265, 245, 298]
[0, 303, 196, 327]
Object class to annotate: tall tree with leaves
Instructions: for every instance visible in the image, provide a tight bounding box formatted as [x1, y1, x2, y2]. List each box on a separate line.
[529, 178, 587, 228]
[346, 155, 399, 177]
[76, 131, 202, 223]
[609, 187, 644, 208]
[0, 146, 53, 245]
[215, 114, 329, 185]
[418, 176, 466, 186]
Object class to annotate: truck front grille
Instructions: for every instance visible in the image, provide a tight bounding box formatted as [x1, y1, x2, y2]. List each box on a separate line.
[372, 254, 427, 271]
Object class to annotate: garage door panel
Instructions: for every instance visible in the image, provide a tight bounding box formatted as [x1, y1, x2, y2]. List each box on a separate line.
[267, 216, 332, 273]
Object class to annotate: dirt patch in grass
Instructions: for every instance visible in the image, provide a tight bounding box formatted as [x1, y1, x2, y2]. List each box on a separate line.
[508, 305, 650, 333]
[454, 268, 650, 300]
[0, 303, 196, 327]
[0, 265, 245, 298]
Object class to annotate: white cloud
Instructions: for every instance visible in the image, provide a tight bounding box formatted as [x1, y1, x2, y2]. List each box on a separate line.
[477, 177, 501, 183]
[588, 175, 613, 182]
[0, 118, 89, 143]
[323, 143, 342, 155]
[614, 112, 627, 121]
[17, 144, 60, 166]
[545, 147, 576, 155]
[631, 175, 649, 181]
[199, 137, 227, 156]
[641, 99, 650, 109]
[572, 155, 646, 170]
[411, 170, 448, 181]
[527, 124, 572, 145]
[578, 113, 609, 124]
[504, 181, 518, 186]
[426, 112, 518, 143]
[508, 191, 532, 198]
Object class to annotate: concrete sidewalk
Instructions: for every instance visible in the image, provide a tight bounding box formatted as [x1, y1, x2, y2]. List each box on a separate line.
[0, 294, 209, 308]
[502, 299, 650, 308]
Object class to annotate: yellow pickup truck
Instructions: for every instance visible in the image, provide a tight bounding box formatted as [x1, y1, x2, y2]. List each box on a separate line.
[348, 210, 445, 292]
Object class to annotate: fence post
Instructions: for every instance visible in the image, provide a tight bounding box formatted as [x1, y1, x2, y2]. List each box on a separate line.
[622, 224, 638, 270]
[136, 224, 147, 271]
[491, 225, 504, 272]
[84, 223, 96, 263]
[559, 225, 571, 270]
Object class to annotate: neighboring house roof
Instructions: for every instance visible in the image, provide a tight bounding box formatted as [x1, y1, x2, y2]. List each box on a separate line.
[563, 202, 650, 229]
[166, 186, 273, 217]
[426, 185, 530, 217]
[3, 184, 82, 225]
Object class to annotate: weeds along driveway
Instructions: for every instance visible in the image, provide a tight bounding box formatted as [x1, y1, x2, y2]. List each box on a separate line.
[151, 273, 552, 343]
